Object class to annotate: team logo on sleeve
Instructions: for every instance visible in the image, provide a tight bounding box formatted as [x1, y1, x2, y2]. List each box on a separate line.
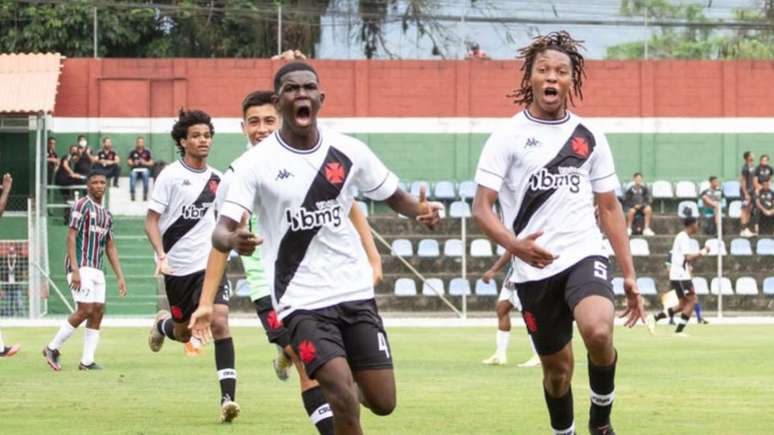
[324, 162, 346, 184]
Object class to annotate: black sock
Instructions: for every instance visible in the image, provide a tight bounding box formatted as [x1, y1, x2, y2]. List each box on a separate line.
[156, 317, 175, 340]
[668, 307, 675, 322]
[214, 337, 236, 403]
[544, 387, 574, 434]
[653, 312, 666, 321]
[675, 313, 690, 333]
[588, 351, 617, 429]
[302, 386, 334, 435]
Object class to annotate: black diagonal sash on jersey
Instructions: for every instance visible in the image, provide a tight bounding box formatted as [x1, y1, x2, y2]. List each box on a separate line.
[162, 173, 220, 253]
[274, 147, 353, 303]
[512, 123, 596, 236]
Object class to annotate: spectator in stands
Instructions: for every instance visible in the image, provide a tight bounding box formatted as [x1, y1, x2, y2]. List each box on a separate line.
[740, 151, 757, 237]
[127, 136, 154, 201]
[73, 135, 96, 177]
[466, 42, 489, 60]
[755, 178, 774, 234]
[46, 137, 59, 183]
[700, 176, 723, 235]
[624, 172, 654, 236]
[754, 154, 772, 194]
[54, 145, 87, 196]
[94, 136, 121, 187]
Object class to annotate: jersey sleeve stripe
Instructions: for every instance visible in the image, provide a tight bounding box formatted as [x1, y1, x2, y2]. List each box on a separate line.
[478, 168, 505, 179]
[223, 199, 251, 212]
[590, 172, 616, 182]
[362, 171, 390, 194]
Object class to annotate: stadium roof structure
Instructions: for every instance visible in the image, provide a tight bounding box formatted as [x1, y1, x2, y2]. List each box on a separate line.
[0, 52, 63, 114]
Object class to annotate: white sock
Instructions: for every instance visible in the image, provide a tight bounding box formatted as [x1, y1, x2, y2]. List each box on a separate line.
[81, 328, 100, 365]
[0, 330, 5, 350]
[496, 329, 510, 355]
[528, 334, 539, 357]
[49, 321, 76, 350]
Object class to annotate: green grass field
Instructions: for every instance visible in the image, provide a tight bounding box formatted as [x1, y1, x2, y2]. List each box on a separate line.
[1, 325, 772, 434]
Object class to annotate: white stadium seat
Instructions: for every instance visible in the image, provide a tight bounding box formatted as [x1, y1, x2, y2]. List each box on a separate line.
[394, 278, 417, 296]
[449, 278, 471, 296]
[612, 277, 625, 296]
[756, 238, 774, 255]
[458, 180, 476, 200]
[417, 239, 440, 257]
[763, 277, 774, 295]
[636, 277, 657, 295]
[475, 279, 498, 296]
[449, 201, 471, 218]
[443, 239, 464, 257]
[698, 180, 711, 194]
[692, 277, 709, 295]
[651, 180, 673, 199]
[410, 181, 431, 198]
[629, 238, 650, 256]
[710, 277, 734, 295]
[722, 180, 741, 199]
[728, 200, 742, 219]
[705, 239, 727, 256]
[677, 201, 699, 218]
[422, 278, 445, 296]
[675, 181, 698, 199]
[730, 238, 753, 256]
[735, 277, 758, 295]
[434, 181, 456, 200]
[470, 239, 493, 257]
[390, 239, 413, 257]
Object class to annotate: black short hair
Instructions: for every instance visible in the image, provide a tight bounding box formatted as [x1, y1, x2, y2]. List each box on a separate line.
[744, 151, 752, 160]
[77, 135, 86, 141]
[709, 175, 718, 182]
[683, 216, 697, 227]
[171, 109, 214, 157]
[273, 62, 319, 93]
[242, 91, 275, 117]
[86, 170, 106, 181]
[633, 172, 642, 178]
[48, 137, 56, 143]
[101, 136, 111, 144]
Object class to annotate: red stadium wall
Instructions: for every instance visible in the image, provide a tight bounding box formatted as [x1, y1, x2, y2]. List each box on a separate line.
[54, 58, 774, 119]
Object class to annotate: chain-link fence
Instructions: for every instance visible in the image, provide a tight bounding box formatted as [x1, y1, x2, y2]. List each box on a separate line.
[0, 240, 29, 317]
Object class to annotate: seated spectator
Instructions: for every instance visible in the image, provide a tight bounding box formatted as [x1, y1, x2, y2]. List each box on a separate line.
[754, 154, 772, 194]
[73, 134, 96, 177]
[127, 136, 154, 201]
[94, 136, 121, 187]
[46, 137, 59, 183]
[755, 178, 774, 234]
[624, 172, 654, 236]
[466, 43, 489, 60]
[700, 176, 724, 235]
[54, 145, 87, 199]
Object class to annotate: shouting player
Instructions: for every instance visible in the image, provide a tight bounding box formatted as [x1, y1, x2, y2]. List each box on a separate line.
[144, 110, 238, 422]
[43, 171, 127, 370]
[472, 32, 645, 435]
[191, 62, 441, 435]
[481, 251, 540, 368]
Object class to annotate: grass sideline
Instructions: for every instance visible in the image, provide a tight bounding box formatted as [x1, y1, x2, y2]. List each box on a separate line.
[0, 325, 772, 434]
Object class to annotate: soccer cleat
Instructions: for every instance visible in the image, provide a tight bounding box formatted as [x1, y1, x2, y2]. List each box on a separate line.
[78, 361, 103, 371]
[642, 227, 655, 236]
[517, 354, 541, 368]
[740, 228, 756, 238]
[42, 347, 62, 371]
[272, 345, 291, 381]
[589, 424, 616, 435]
[646, 314, 656, 335]
[0, 344, 20, 358]
[675, 332, 690, 338]
[482, 353, 507, 366]
[184, 338, 202, 357]
[698, 318, 709, 325]
[220, 398, 240, 423]
[149, 309, 170, 352]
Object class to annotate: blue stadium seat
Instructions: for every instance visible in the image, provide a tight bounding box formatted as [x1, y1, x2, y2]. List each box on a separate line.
[475, 278, 498, 296]
[394, 278, 417, 296]
[449, 278, 471, 296]
[612, 277, 625, 296]
[677, 201, 699, 218]
[636, 277, 657, 295]
[422, 278, 445, 296]
[692, 277, 709, 295]
[390, 239, 413, 257]
[629, 238, 650, 256]
[735, 277, 758, 295]
[449, 201, 471, 218]
[675, 181, 698, 199]
[757, 238, 774, 255]
[458, 180, 476, 200]
[417, 239, 440, 257]
[434, 181, 456, 200]
[763, 277, 774, 295]
[470, 239, 493, 257]
[722, 180, 741, 199]
[443, 239, 464, 257]
[711, 277, 734, 295]
[730, 238, 753, 256]
[728, 200, 742, 219]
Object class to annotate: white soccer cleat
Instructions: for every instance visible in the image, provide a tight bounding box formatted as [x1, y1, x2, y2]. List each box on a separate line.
[517, 355, 542, 368]
[148, 309, 170, 352]
[220, 400, 240, 423]
[643, 227, 655, 237]
[482, 353, 507, 366]
[272, 345, 291, 382]
[646, 314, 656, 336]
[740, 228, 756, 238]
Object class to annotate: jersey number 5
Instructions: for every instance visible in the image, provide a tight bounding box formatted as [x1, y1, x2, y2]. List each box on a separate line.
[593, 261, 608, 280]
[377, 332, 390, 359]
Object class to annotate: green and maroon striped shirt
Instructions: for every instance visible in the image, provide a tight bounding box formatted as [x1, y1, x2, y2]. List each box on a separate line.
[65, 196, 113, 273]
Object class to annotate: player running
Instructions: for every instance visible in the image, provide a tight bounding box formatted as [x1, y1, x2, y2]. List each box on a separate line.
[144, 109, 239, 422]
[43, 171, 127, 370]
[647, 217, 707, 337]
[481, 251, 540, 368]
[0, 172, 20, 358]
[190, 62, 442, 435]
[472, 32, 645, 435]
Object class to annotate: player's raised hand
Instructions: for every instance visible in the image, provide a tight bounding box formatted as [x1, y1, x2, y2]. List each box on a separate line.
[416, 185, 443, 230]
[619, 277, 646, 328]
[230, 228, 262, 256]
[117, 278, 127, 297]
[188, 305, 214, 344]
[154, 254, 174, 276]
[2, 173, 12, 190]
[510, 230, 556, 269]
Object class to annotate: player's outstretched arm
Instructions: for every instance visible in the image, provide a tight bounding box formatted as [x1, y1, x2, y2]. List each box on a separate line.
[483, 251, 511, 283]
[144, 210, 173, 275]
[66, 227, 81, 290]
[595, 191, 645, 327]
[383, 185, 442, 230]
[349, 205, 382, 285]
[473, 185, 555, 269]
[105, 239, 127, 297]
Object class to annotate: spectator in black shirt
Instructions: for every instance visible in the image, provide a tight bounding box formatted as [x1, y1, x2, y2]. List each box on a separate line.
[46, 137, 59, 183]
[94, 136, 121, 187]
[624, 172, 654, 236]
[700, 176, 724, 235]
[740, 151, 757, 237]
[755, 178, 774, 234]
[54, 145, 87, 199]
[753, 154, 772, 194]
[73, 135, 96, 177]
[127, 136, 154, 201]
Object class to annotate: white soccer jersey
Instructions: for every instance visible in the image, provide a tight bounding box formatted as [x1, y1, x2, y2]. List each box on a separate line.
[669, 231, 697, 280]
[475, 110, 620, 283]
[221, 128, 399, 319]
[148, 159, 222, 276]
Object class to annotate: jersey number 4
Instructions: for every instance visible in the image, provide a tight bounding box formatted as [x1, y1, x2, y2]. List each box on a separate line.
[377, 332, 390, 359]
[594, 261, 608, 280]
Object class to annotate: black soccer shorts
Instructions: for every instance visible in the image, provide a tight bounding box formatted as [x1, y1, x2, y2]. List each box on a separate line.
[671, 279, 695, 299]
[254, 295, 291, 348]
[283, 299, 393, 378]
[163, 270, 230, 323]
[516, 255, 614, 356]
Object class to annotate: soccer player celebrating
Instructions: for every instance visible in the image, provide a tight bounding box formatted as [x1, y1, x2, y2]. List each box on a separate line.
[144, 110, 239, 422]
[43, 171, 127, 370]
[472, 32, 645, 435]
[191, 62, 441, 435]
[481, 251, 541, 368]
[647, 217, 707, 337]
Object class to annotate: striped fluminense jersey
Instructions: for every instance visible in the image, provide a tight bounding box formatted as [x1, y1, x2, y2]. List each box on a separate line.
[65, 196, 113, 273]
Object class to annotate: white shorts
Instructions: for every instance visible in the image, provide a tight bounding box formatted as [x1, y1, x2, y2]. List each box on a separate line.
[497, 284, 522, 312]
[67, 267, 106, 304]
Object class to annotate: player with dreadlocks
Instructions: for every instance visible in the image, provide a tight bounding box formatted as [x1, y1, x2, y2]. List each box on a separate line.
[472, 31, 645, 435]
